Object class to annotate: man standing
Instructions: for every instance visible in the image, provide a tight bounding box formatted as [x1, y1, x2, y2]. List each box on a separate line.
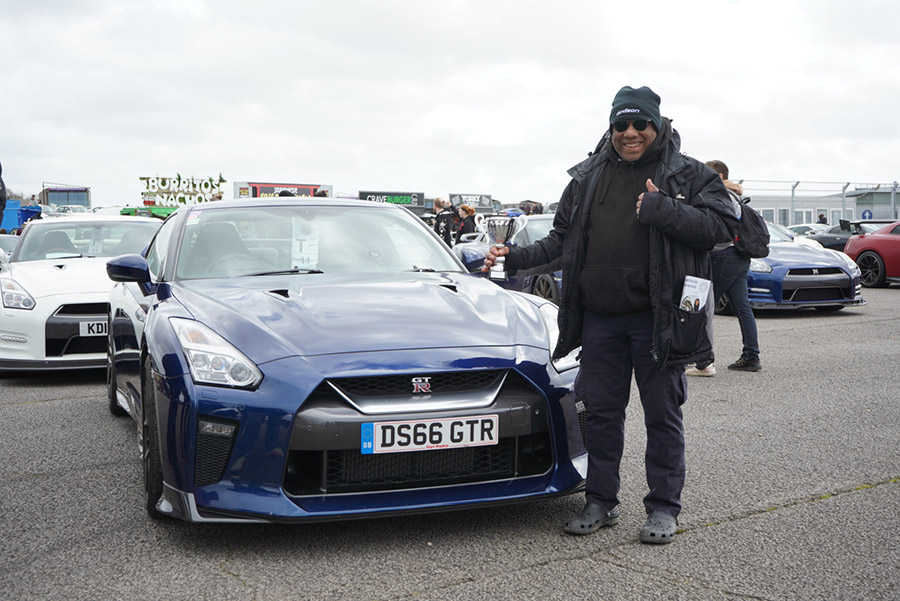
[696, 160, 761, 373]
[432, 197, 455, 246]
[484, 86, 738, 543]
[685, 160, 744, 377]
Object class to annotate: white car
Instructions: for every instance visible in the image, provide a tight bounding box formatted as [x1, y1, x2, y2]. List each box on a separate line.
[787, 223, 829, 236]
[55, 205, 91, 214]
[0, 215, 161, 371]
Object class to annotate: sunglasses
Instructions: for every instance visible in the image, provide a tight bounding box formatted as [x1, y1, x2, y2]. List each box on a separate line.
[613, 118, 650, 133]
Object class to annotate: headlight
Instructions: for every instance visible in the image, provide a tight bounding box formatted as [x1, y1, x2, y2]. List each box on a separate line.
[538, 303, 579, 373]
[1, 279, 36, 310]
[170, 317, 262, 388]
[749, 258, 772, 273]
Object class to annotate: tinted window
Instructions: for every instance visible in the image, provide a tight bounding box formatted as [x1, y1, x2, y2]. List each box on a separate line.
[523, 218, 554, 245]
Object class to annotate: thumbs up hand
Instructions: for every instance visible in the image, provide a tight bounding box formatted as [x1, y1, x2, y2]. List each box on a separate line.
[636, 179, 659, 218]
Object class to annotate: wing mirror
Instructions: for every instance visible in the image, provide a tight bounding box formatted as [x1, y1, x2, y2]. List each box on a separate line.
[107, 253, 151, 283]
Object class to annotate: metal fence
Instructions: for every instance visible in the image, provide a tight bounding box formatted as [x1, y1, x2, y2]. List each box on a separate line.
[736, 180, 899, 226]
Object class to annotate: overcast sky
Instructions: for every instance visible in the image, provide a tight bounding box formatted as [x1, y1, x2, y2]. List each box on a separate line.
[2, 0, 899, 207]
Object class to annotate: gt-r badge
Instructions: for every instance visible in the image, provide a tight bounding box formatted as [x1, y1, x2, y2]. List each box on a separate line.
[412, 377, 432, 394]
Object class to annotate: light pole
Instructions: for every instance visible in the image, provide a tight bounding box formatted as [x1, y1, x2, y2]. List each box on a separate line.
[892, 181, 898, 219]
[790, 181, 799, 225]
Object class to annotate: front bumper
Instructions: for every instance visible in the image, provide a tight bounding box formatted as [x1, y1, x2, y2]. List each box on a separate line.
[747, 268, 865, 310]
[151, 348, 587, 522]
[0, 297, 108, 371]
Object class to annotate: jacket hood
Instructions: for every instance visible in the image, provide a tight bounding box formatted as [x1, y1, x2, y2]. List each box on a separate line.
[171, 272, 550, 364]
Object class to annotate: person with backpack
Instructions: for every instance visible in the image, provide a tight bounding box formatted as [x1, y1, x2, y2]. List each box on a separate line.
[686, 160, 762, 376]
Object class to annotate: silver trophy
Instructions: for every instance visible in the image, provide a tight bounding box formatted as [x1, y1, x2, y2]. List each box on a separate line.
[479, 215, 528, 281]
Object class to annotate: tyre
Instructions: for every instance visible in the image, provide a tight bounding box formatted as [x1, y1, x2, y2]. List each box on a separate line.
[107, 317, 127, 416]
[856, 251, 887, 288]
[141, 355, 165, 519]
[531, 274, 560, 304]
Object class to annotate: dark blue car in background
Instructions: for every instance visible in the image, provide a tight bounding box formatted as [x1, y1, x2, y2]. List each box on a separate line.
[717, 222, 865, 314]
[453, 214, 563, 303]
[106, 199, 586, 522]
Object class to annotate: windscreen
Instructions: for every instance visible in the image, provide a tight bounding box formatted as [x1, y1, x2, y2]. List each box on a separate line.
[175, 205, 463, 279]
[13, 220, 161, 262]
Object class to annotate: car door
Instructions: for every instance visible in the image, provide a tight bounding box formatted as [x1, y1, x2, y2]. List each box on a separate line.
[110, 215, 178, 406]
[881, 225, 900, 278]
[816, 225, 849, 250]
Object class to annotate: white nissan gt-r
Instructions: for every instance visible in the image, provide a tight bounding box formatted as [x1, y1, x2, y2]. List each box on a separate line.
[0, 215, 161, 371]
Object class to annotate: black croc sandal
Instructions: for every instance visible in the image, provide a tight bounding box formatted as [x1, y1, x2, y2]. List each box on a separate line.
[639, 511, 677, 544]
[564, 503, 620, 535]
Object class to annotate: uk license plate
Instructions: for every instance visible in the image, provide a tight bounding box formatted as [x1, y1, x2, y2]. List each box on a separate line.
[79, 321, 107, 337]
[361, 415, 499, 454]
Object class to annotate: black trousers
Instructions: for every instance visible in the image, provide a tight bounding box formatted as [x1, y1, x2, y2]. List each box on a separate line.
[575, 310, 687, 517]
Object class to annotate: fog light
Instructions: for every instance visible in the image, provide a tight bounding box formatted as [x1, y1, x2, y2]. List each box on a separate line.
[198, 420, 236, 437]
[0, 335, 27, 344]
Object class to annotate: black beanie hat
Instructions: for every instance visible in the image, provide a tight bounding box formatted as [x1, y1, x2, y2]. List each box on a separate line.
[609, 86, 662, 131]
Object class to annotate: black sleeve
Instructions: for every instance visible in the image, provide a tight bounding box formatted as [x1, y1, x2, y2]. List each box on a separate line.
[637, 160, 739, 249]
[506, 179, 576, 273]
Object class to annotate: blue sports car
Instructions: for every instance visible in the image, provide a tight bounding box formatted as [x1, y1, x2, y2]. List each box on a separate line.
[717, 222, 866, 313]
[106, 198, 585, 522]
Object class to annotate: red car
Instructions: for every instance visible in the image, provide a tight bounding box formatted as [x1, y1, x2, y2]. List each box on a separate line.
[844, 220, 900, 287]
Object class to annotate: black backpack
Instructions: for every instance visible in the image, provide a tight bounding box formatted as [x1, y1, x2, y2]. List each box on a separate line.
[733, 196, 769, 258]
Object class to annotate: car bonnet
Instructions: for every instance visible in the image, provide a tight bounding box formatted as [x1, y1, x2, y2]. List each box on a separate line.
[3, 257, 116, 298]
[170, 272, 550, 363]
[766, 242, 849, 267]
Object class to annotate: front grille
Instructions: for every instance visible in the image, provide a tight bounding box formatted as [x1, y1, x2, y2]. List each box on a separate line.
[284, 370, 553, 496]
[788, 287, 850, 302]
[55, 303, 109, 316]
[285, 433, 551, 495]
[46, 336, 106, 357]
[330, 370, 502, 396]
[195, 431, 236, 487]
[786, 268, 843, 276]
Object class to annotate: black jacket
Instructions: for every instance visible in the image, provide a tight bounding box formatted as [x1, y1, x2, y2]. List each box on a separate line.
[506, 123, 739, 367]
[455, 215, 476, 244]
[434, 209, 455, 246]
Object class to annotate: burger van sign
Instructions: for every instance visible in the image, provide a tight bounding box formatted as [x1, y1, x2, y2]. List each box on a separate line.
[359, 191, 424, 208]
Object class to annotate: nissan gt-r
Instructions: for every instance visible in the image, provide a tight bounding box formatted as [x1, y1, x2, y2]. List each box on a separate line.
[106, 198, 586, 523]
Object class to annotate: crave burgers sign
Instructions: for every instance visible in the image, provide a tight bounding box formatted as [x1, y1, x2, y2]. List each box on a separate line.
[359, 191, 425, 208]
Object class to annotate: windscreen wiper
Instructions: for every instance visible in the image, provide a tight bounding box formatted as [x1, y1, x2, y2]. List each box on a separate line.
[243, 267, 324, 276]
